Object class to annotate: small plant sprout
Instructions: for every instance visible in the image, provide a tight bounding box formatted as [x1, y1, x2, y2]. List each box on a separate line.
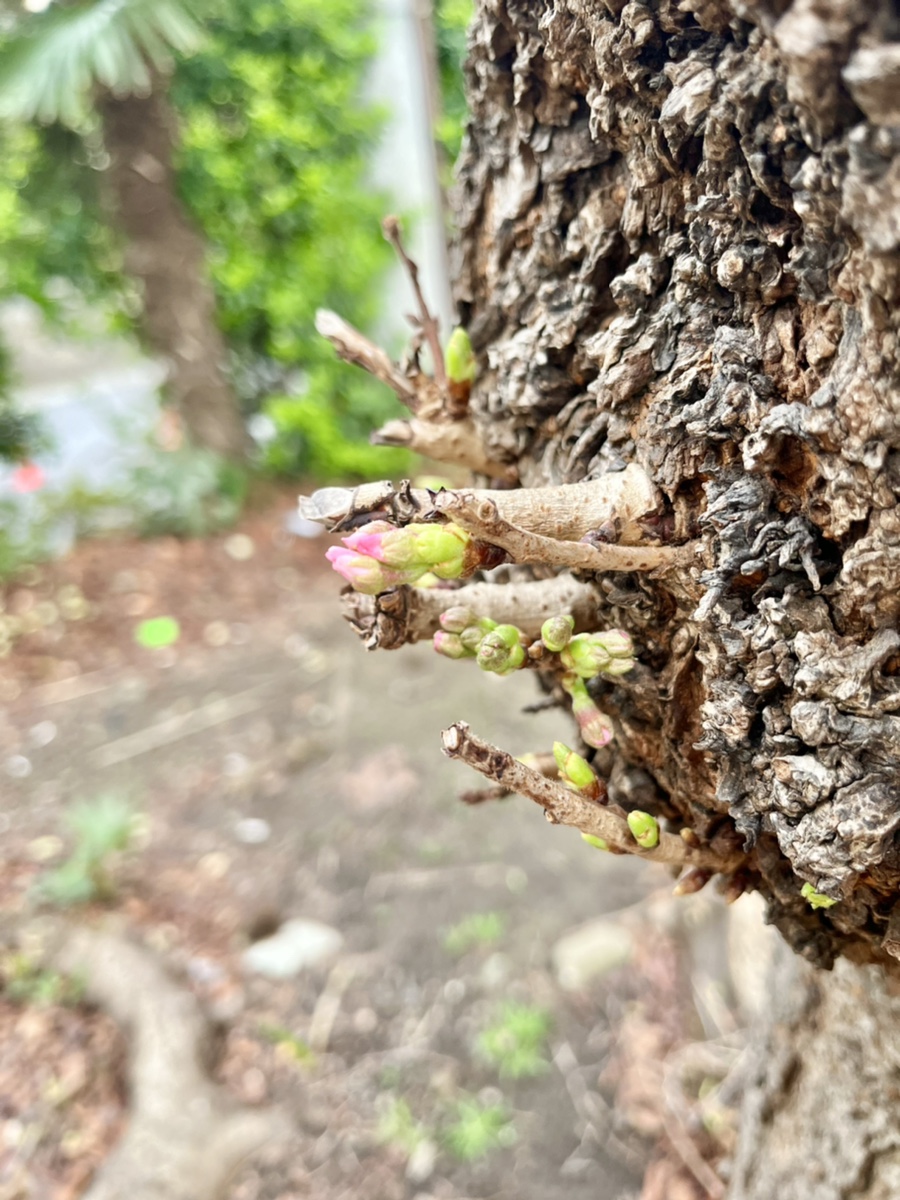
[560, 630, 636, 679]
[540, 614, 575, 653]
[39, 794, 137, 906]
[553, 741, 603, 802]
[377, 1096, 428, 1156]
[561, 674, 614, 750]
[443, 911, 506, 956]
[443, 1096, 516, 1161]
[627, 810, 660, 850]
[801, 882, 839, 910]
[477, 1001, 552, 1079]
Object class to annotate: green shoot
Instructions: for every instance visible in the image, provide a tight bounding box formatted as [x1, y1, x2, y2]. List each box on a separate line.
[377, 1096, 428, 1156]
[39, 794, 136, 906]
[476, 1001, 552, 1080]
[443, 911, 506, 956]
[442, 1095, 516, 1161]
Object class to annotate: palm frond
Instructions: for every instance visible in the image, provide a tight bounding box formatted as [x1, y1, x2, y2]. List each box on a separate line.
[0, 0, 204, 126]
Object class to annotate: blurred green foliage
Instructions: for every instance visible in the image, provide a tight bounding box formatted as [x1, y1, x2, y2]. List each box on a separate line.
[0, 0, 474, 484]
[434, 0, 473, 164]
[171, 0, 410, 479]
[39, 794, 137, 907]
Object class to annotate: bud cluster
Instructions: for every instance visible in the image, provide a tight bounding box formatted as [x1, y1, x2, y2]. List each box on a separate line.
[327, 520, 473, 596]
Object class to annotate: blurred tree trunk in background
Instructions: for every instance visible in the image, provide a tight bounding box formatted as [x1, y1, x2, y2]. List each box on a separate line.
[455, 1, 900, 1193]
[99, 83, 250, 461]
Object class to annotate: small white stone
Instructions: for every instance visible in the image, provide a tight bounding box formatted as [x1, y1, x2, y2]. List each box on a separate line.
[406, 1139, 437, 1184]
[28, 720, 57, 748]
[234, 817, 271, 845]
[224, 533, 255, 561]
[241, 918, 343, 980]
[552, 918, 633, 991]
[4, 755, 32, 779]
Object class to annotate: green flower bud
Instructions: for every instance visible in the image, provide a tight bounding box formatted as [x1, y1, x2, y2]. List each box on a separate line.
[626, 810, 659, 849]
[800, 882, 838, 910]
[581, 833, 609, 851]
[540, 614, 575, 653]
[440, 606, 478, 633]
[444, 327, 477, 385]
[476, 630, 525, 673]
[553, 741, 597, 793]
[460, 625, 487, 652]
[433, 631, 474, 659]
[560, 630, 636, 679]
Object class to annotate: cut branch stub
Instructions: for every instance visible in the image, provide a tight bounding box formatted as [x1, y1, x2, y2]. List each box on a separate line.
[340, 576, 601, 650]
[440, 722, 747, 876]
[371, 417, 517, 481]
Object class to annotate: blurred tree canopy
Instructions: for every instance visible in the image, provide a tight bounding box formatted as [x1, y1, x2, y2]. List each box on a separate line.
[0, 0, 478, 478]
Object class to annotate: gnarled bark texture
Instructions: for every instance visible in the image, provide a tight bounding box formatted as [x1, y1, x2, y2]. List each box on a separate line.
[452, 1, 900, 1193]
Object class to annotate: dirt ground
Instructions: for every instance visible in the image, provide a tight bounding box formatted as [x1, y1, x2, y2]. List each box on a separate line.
[0, 488, 756, 1200]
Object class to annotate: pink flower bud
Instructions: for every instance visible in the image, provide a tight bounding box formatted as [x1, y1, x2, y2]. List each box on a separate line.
[325, 545, 423, 594]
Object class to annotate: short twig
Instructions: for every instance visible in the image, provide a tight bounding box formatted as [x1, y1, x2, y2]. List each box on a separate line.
[382, 215, 447, 391]
[440, 723, 746, 874]
[315, 309, 418, 409]
[340, 576, 601, 651]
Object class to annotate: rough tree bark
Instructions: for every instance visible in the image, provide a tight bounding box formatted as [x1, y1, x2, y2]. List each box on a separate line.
[98, 83, 250, 461]
[448, 1, 900, 1195]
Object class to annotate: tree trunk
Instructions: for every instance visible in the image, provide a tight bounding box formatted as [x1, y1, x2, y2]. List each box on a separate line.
[98, 83, 250, 462]
[453, 0, 900, 1192]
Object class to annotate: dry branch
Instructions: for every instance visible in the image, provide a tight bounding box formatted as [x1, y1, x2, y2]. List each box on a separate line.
[315, 309, 418, 408]
[440, 722, 746, 875]
[371, 416, 516, 480]
[300, 464, 671, 546]
[341, 575, 600, 650]
[382, 215, 447, 393]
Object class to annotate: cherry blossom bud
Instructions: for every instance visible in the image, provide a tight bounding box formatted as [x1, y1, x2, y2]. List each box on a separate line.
[626, 810, 659, 849]
[561, 630, 635, 679]
[581, 833, 609, 851]
[476, 626, 526, 674]
[433, 631, 474, 660]
[440, 606, 478, 633]
[325, 546, 423, 594]
[540, 614, 575, 653]
[553, 741, 598, 793]
[562, 675, 614, 750]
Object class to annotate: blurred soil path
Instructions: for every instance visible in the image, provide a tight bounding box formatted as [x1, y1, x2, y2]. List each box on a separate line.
[0, 493, 755, 1200]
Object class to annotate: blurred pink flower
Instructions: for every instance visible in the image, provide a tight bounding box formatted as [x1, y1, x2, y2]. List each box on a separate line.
[11, 461, 45, 494]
